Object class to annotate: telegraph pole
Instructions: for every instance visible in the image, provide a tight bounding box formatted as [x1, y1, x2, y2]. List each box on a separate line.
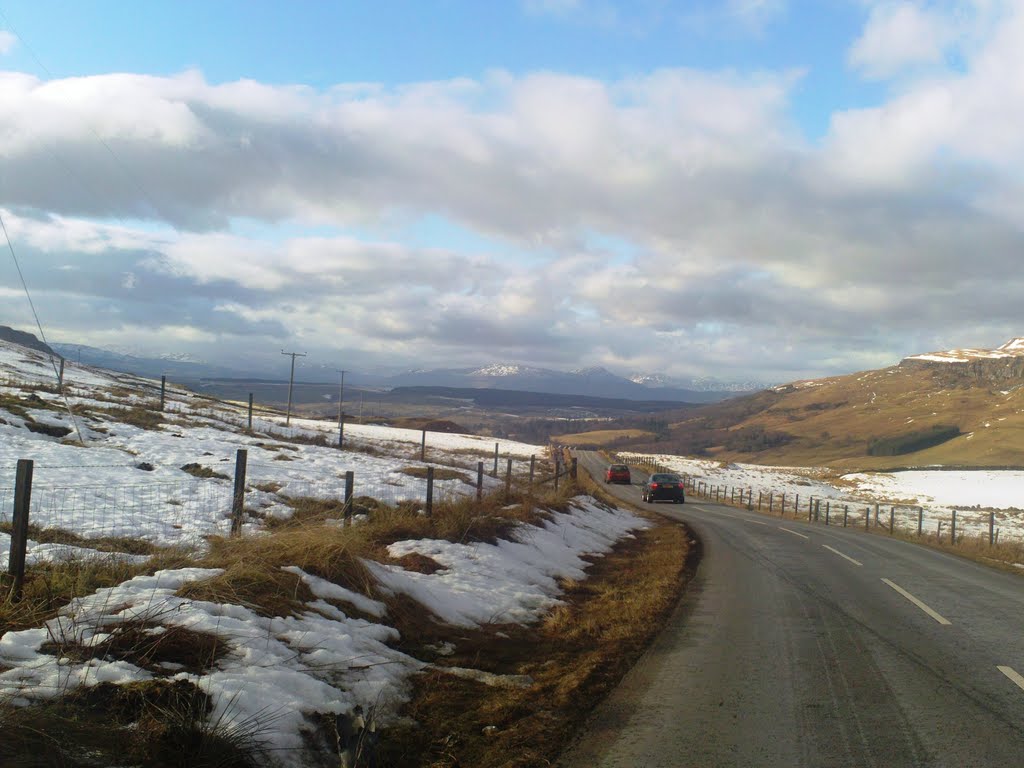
[336, 368, 346, 449]
[281, 350, 306, 426]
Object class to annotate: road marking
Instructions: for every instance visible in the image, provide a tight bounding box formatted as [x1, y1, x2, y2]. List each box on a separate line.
[997, 666, 1024, 692]
[881, 579, 952, 625]
[823, 544, 863, 566]
[779, 527, 810, 540]
[746, 519, 770, 527]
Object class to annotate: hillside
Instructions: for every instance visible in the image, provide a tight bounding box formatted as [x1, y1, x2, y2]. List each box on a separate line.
[0, 338, 690, 768]
[613, 338, 1024, 470]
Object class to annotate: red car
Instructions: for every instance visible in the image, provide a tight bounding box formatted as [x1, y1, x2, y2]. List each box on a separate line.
[605, 464, 631, 484]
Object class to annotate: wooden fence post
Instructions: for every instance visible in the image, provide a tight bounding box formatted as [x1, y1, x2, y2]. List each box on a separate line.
[918, 507, 923, 537]
[8, 459, 33, 602]
[425, 466, 434, 517]
[529, 455, 535, 485]
[794, 494, 799, 517]
[420, 430, 426, 462]
[230, 449, 247, 536]
[951, 509, 957, 544]
[160, 375, 167, 411]
[889, 507, 895, 535]
[476, 461, 484, 500]
[825, 501, 830, 525]
[780, 493, 786, 516]
[247, 393, 254, 433]
[843, 505, 848, 527]
[493, 443, 499, 477]
[865, 507, 870, 530]
[344, 471, 354, 525]
[989, 512, 995, 546]
[505, 458, 513, 501]
[58, 358, 65, 387]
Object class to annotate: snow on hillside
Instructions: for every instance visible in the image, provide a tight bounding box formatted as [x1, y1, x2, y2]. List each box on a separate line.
[904, 336, 1024, 363]
[0, 339, 547, 557]
[0, 337, 652, 766]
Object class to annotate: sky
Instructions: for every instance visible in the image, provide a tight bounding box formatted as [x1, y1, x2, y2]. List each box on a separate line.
[1, 0, 1023, 384]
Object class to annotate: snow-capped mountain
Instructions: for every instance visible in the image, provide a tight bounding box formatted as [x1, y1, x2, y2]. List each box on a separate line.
[629, 372, 765, 393]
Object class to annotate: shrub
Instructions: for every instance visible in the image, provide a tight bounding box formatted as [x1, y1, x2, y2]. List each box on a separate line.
[723, 425, 794, 453]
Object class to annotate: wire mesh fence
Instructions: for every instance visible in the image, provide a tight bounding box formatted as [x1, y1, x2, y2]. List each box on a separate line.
[1, 444, 563, 590]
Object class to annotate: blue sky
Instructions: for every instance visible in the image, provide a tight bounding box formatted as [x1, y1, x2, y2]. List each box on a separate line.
[1, 1, 1023, 383]
[1, 1, 873, 135]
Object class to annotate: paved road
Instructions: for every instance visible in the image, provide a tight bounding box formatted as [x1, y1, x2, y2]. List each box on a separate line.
[561, 451, 1024, 768]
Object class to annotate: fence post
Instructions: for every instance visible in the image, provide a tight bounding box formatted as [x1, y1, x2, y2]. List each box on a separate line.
[918, 507, 923, 537]
[570, 457, 578, 481]
[160, 375, 167, 411]
[951, 509, 957, 544]
[865, 507, 870, 531]
[344, 471, 354, 525]
[58, 358, 65, 387]
[843, 505, 848, 527]
[758, 491, 763, 511]
[529, 455, 535, 485]
[230, 449, 247, 536]
[768, 493, 774, 514]
[808, 497, 814, 521]
[780, 493, 785, 516]
[247, 393, 254, 432]
[889, 507, 894, 535]
[476, 461, 484, 500]
[989, 512, 995, 546]
[421, 430, 426, 462]
[8, 459, 33, 602]
[874, 503, 880, 526]
[794, 494, 798, 517]
[425, 466, 434, 517]
[505, 458, 513, 501]
[493, 443, 499, 477]
[825, 501, 830, 526]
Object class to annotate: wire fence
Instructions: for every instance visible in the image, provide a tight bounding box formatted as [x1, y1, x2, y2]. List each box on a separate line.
[622, 454, 1024, 546]
[1, 443, 565, 592]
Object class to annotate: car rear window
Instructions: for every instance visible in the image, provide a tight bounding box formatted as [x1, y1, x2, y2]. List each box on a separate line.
[610, 465, 628, 471]
[652, 474, 680, 482]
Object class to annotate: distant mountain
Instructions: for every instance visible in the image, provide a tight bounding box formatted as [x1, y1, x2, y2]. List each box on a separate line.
[52, 343, 249, 381]
[382, 363, 739, 403]
[0, 326, 56, 357]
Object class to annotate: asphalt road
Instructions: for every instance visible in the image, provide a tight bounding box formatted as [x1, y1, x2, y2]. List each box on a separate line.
[561, 451, 1024, 768]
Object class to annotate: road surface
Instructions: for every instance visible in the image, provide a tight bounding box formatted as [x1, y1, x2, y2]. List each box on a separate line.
[561, 451, 1024, 767]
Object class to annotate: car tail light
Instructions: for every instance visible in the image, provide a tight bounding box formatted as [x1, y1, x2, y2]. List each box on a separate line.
[650, 483, 659, 488]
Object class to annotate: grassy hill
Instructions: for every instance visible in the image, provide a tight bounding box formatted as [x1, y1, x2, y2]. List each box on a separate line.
[600, 359, 1024, 470]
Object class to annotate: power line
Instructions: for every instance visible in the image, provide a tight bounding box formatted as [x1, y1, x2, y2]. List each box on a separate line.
[0, 210, 85, 444]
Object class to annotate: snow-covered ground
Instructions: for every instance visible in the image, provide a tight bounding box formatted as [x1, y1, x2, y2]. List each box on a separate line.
[0, 340, 548, 556]
[620, 453, 1024, 542]
[0, 499, 649, 766]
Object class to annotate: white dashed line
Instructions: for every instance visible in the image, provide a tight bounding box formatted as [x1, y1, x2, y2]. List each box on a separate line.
[998, 666, 1024, 692]
[745, 519, 770, 526]
[823, 544, 863, 566]
[779, 527, 810, 540]
[881, 579, 952, 625]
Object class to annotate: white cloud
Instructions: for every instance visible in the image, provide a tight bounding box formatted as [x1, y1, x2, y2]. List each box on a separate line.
[726, 0, 787, 31]
[849, 2, 959, 79]
[4, 44, 1024, 379]
[0, 30, 16, 55]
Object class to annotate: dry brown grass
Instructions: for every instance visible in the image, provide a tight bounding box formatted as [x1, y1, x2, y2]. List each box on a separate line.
[378, 512, 693, 767]
[555, 428, 657, 447]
